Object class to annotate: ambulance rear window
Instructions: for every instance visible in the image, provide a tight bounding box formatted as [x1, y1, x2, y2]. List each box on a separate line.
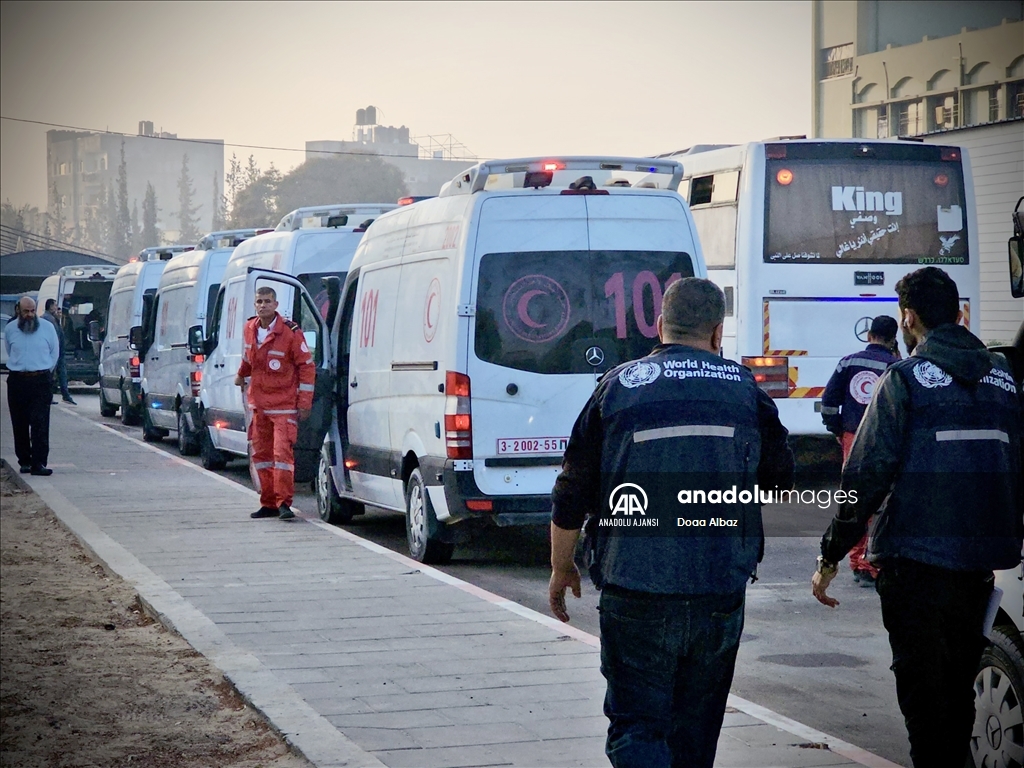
[475, 250, 694, 375]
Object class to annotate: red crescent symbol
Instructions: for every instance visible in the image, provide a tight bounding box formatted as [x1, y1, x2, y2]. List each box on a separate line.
[426, 294, 436, 329]
[517, 290, 546, 329]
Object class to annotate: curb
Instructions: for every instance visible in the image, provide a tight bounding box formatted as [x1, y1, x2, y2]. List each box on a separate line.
[16, 473, 386, 768]
[1, 458, 34, 494]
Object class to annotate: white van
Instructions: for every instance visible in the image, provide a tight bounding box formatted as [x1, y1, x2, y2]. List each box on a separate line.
[140, 230, 269, 448]
[191, 204, 395, 471]
[37, 264, 120, 385]
[313, 157, 704, 563]
[98, 248, 190, 423]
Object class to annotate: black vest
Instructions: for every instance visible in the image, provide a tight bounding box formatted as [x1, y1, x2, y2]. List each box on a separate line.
[590, 346, 768, 595]
[870, 356, 1023, 571]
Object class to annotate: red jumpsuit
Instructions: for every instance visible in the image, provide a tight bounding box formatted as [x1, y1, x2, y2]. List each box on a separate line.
[237, 313, 315, 509]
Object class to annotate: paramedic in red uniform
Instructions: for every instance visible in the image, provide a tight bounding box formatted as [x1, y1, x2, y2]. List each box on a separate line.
[235, 286, 315, 520]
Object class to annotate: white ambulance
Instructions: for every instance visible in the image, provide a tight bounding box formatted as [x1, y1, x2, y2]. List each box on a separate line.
[98, 248, 190, 422]
[140, 229, 270, 449]
[311, 157, 705, 563]
[190, 204, 394, 472]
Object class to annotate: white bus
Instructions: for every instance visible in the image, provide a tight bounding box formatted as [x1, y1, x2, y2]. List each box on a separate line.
[658, 138, 979, 435]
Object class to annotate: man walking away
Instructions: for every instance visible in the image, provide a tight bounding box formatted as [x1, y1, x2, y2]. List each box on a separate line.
[4, 297, 60, 475]
[819, 315, 898, 583]
[812, 267, 1023, 767]
[549, 278, 794, 768]
[235, 286, 315, 520]
[43, 298, 75, 404]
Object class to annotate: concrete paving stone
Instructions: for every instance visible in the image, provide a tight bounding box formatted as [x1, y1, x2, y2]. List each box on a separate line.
[422, 652, 597, 677]
[518, 715, 609, 741]
[297, 695, 379, 717]
[404, 721, 540, 749]
[399, 665, 602, 695]
[329, 709, 455, 730]
[721, 708, 767, 728]
[325, 726, 422, 752]
[373, 735, 611, 768]
[293, 677, 413, 698]
[359, 683, 595, 714]
[439, 703, 584, 726]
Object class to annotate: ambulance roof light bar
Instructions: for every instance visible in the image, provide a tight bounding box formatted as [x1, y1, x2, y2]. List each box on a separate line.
[439, 157, 685, 197]
[275, 204, 399, 231]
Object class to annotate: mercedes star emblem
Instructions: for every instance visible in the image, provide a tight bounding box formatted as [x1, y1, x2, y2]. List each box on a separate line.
[855, 316, 872, 342]
[585, 346, 605, 366]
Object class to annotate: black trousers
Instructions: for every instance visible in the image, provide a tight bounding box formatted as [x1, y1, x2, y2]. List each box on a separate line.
[877, 558, 993, 768]
[7, 371, 52, 468]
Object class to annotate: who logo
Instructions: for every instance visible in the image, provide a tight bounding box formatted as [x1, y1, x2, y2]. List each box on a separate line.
[608, 483, 648, 516]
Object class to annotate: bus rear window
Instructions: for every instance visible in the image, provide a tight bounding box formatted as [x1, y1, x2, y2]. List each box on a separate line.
[475, 250, 694, 375]
[764, 159, 968, 265]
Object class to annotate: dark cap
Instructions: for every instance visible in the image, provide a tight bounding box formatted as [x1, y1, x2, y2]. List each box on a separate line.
[870, 315, 898, 341]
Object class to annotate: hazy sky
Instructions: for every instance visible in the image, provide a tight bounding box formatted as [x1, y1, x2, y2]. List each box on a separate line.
[1, 1, 811, 209]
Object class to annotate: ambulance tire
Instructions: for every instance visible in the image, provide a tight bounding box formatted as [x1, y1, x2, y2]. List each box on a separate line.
[405, 467, 453, 565]
[316, 443, 361, 525]
[99, 387, 118, 417]
[177, 409, 200, 456]
[141, 401, 168, 442]
[200, 426, 227, 471]
[120, 388, 141, 426]
[971, 625, 1024, 768]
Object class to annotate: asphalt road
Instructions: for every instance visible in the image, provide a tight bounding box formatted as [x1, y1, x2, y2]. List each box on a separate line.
[64, 385, 911, 766]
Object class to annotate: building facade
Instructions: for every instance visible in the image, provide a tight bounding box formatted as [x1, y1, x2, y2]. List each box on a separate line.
[812, 0, 1024, 343]
[306, 108, 475, 197]
[47, 121, 224, 249]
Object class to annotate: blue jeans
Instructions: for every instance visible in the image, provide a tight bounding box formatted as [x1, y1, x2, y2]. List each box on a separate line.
[599, 586, 745, 768]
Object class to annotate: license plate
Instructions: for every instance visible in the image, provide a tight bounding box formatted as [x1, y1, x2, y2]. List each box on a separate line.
[496, 437, 569, 455]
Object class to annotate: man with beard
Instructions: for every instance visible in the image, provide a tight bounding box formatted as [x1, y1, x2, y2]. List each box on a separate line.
[812, 267, 1022, 766]
[4, 297, 59, 475]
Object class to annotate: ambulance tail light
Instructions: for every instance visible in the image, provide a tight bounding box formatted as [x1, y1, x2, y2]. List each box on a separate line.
[444, 371, 473, 459]
[741, 356, 789, 398]
[189, 369, 202, 397]
[129, 356, 141, 379]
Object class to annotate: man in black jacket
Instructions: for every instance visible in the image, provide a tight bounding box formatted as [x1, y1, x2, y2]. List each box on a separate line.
[813, 267, 1023, 767]
[550, 278, 794, 768]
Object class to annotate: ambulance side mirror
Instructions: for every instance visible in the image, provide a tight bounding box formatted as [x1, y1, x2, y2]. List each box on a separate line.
[188, 325, 206, 356]
[1009, 236, 1024, 299]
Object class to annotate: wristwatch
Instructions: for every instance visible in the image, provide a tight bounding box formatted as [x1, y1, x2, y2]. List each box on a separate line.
[816, 555, 838, 577]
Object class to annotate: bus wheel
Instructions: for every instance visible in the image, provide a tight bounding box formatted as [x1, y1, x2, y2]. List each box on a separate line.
[99, 388, 117, 418]
[405, 467, 453, 565]
[120, 389, 141, 426]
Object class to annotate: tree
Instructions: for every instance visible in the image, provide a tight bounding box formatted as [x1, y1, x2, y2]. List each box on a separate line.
[47, 183, 70, 244]
[211, 170, 226, 231]
[1, 200, 44, 235]
[131, 200, 143, 254]
[225, 153, 243, 211]
[229, 164, 280, 228]
[113, 140, 132, 260]
[273, 155, 408, 218]
[142, 182, 160, 247]
[103, 185, 120, 257]
[176, 153, 202, 244]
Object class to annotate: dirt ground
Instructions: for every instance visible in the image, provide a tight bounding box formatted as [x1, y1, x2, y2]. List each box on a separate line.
[0, 463, 313, 768]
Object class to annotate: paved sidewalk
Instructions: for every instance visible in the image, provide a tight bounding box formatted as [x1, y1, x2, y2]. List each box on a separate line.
[1, 388, 902, 768]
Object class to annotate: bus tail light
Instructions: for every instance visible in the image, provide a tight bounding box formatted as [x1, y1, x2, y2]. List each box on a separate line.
[766, 144, 787, 159]
[129, 356, 141, 379]
[189, 369, 202, 397]
[742, 356, 789, 398]
[444, 371, 473, 459]
[940, 147, 960, 161]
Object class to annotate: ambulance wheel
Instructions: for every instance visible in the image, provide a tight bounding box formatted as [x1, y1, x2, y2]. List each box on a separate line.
[200, 427, 227, 471]
[177, 409, 200, 456]
[99, 388, 118, 417]
[141, 402, 167, 442]
[971, 625, 1024, 768]
[316, 444, 361, 524]
[120, 389, 141, 426]
[405, 467, 453, 565]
